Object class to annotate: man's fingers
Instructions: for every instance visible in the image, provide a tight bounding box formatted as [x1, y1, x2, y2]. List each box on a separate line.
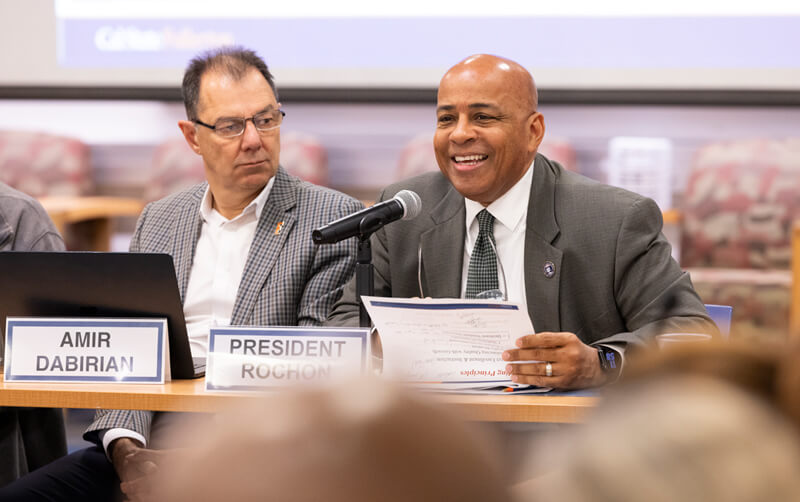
[138, 460, 158, 475]
[119, 448, 165, 481]
[509, 373, 549, 386]
[120, 475, 152, 497]
[510, 374, 560, 387]
[502, 348, 553, 362]
[505, 332, 604, 389]
[515, 332, 573, 349]
[506, 362, 554, 377]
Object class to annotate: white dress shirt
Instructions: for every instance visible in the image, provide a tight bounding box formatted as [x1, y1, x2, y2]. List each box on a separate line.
[103, 179, 273, 453]
[461, 162, 533, 328]
[183, 179, 274, 358]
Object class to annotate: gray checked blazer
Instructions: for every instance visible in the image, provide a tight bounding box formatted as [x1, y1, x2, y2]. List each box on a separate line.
[328, 154, 715, 349]
[84, 167, 362, 444]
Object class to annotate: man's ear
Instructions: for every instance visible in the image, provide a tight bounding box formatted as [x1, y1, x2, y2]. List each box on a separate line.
[527, 112, 546, 153]
[178, 120, 202, 155]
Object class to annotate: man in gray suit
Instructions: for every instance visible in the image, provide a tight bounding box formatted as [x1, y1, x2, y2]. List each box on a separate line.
[328, 54, 714, 389]
[0, 47, 360, 501]
[0, 182, 67, 487]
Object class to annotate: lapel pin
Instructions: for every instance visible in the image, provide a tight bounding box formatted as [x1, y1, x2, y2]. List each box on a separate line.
[274, 221, 284, 235]
[543, 261, 556, 278]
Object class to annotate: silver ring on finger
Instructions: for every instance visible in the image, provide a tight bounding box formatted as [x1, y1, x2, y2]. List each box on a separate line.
[545, 362, 553, 377]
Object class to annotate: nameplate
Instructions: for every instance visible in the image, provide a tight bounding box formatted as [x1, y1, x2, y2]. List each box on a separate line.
[206, 327, 369, 392]
[4, 318, 167, 383]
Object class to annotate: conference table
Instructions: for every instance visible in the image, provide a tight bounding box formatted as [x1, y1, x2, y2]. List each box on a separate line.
[0, 375, 598, 424]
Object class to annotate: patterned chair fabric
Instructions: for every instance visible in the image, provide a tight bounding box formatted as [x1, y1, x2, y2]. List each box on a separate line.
[395, 134, 577, 181]
[144, 131, 329, 202]
[395, 134, 436, 181]
[690, 268, 791, 343]
[143, 138, 205, 202]
[538, 137, 578, 174]
[0, 130, 92, 197]
[681, 139, 800, 341]
[279, 132, 329, 187]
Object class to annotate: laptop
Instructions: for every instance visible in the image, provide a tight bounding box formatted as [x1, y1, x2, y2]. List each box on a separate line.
[0, 252, 204, 379]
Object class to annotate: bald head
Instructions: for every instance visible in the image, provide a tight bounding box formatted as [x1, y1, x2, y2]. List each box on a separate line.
[442, 54, 538, 112]
[434, 54, 544, 205]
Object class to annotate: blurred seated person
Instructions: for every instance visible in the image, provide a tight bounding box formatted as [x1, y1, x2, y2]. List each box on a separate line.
[0, 182, 67, 486]
[0, 47, 360, 501]
[327, 54, 715, 389]
[524, 342, 800, 501]
[154, 379, 511, 502]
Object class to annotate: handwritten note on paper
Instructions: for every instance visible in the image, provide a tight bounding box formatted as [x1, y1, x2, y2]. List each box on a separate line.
[362, 297, 534, 389]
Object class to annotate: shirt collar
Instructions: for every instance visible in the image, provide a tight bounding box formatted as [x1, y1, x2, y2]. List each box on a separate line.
[199, 176, 275, 224]
[464, 160, 534, 233]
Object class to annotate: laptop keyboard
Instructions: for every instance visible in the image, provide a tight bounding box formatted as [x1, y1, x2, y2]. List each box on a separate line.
[192, 357, 207, 378]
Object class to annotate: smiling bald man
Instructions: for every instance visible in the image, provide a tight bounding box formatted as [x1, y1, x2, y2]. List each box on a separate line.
[328, 54, 715, 389]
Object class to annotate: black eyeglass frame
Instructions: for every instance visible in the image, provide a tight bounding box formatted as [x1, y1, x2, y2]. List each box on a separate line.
[194, 110, 286, 137]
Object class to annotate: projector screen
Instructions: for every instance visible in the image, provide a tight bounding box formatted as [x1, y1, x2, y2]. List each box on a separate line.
[1, 0, 799, 94]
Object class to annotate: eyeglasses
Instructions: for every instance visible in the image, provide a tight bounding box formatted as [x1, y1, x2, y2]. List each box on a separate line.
[194, 109, 285, 138]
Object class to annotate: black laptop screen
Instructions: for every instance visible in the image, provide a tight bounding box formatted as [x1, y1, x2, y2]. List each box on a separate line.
[0, 252, 197, 379]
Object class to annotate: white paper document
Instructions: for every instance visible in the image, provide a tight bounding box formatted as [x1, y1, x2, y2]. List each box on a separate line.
[362, 297, 548, 392]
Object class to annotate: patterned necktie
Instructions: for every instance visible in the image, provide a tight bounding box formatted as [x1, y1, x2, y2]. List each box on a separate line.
[465, 209, 499, 298]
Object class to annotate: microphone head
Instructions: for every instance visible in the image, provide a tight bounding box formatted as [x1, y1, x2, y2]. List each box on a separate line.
[394, 190, 422, 220]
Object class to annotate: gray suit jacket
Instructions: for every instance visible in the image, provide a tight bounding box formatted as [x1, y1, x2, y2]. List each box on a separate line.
[0, 182, 67, 486]
[85, 168, 362, 444]
[328, 155, 714, 348]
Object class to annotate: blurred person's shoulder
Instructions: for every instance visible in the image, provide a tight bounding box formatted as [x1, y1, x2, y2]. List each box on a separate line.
[0, 182, 62, 250]
[0, 181, 52, 221]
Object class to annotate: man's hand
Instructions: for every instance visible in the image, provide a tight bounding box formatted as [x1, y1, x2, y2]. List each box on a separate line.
[502, 332, 606, 389]
[110, 438, 169, 501]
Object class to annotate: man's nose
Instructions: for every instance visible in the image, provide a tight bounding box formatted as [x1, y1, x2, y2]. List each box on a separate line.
[240, 119, 262, 149]
[449, 117, 475, 144]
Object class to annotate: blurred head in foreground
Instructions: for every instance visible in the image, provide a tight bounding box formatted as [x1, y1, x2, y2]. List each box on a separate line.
[620, 341, 800, 427]
[157, 379, 510, 502]
[524, 342, 800, 502]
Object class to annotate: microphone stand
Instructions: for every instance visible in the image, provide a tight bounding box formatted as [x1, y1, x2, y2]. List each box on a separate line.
[355, 214, 386, 328]
[313, 192, 420, 329]
[356, 236, 374, 328]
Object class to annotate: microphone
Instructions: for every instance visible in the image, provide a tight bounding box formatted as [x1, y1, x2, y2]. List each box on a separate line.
[312, 190, 422, 244]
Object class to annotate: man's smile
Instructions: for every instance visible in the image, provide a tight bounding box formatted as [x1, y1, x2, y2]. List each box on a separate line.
[452, 154, 489, 170]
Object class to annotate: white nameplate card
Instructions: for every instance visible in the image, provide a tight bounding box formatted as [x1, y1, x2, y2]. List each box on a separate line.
[4, 317, 167, 384]
[206, 327, 369, 392]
